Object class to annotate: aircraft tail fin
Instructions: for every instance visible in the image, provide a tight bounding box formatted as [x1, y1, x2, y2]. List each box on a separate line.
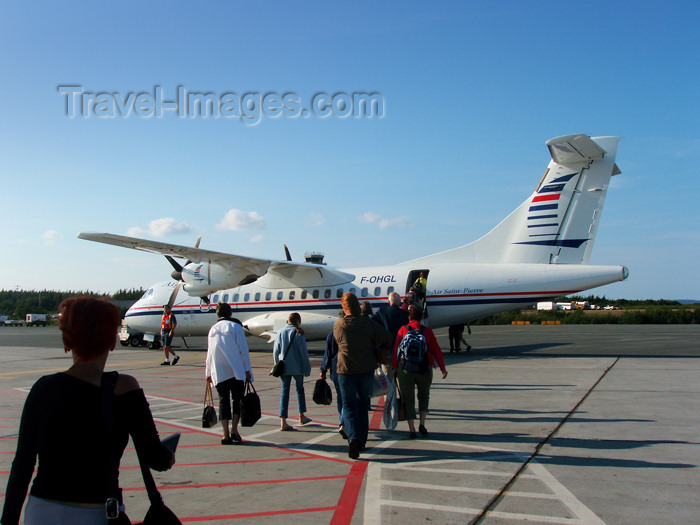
[406, 134, 621, 266]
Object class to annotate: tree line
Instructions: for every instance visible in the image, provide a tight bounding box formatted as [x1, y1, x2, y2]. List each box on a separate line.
[474, 295, 699, 325]
[0, 289, 145, 319]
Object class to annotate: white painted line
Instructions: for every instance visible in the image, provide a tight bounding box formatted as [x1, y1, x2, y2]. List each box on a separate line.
[527, 461, 606, 524]
[379, 498, 481, 517]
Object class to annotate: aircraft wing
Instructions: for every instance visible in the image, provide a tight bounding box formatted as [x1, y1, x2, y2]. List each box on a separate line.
[77, 232, 355, 288]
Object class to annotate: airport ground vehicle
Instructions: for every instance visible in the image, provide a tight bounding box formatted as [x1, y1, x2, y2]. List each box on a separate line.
[537, 302, 557, 310]
[25, 314, 47, 327]
[119, 322, 145, 347]
[119, 322, 161, 349]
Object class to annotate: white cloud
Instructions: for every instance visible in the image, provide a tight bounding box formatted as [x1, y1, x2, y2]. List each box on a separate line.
[42, 230, 63, 246]
[359, 212, 381, 224]
[309, 212, 327, 227]
[216, 209, 266, 231]
[250, 235, 264, 243]
[359, 212, 411, 230]
[127, 217, 192, 238]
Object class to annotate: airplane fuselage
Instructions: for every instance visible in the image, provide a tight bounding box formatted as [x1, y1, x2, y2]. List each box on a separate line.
[125, 262, 627, 342]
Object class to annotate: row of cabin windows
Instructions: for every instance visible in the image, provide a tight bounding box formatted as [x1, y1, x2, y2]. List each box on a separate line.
[212, 286, 395, 305]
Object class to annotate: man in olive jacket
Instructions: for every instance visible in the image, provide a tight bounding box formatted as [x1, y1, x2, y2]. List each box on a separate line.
[333, 292, 392, 459]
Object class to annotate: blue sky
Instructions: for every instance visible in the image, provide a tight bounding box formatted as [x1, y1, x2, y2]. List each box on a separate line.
[1, 1, 698, 300]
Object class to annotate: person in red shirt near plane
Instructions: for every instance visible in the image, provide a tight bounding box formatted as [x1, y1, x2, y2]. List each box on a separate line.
[393, 304, 447, 438]
[160, 305, 180, 365]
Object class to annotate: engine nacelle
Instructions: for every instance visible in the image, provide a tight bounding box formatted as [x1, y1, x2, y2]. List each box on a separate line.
[181, 262, 259, 295]
[244, 311, 337, 342]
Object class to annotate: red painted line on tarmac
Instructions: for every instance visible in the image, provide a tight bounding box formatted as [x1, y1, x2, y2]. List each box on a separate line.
[270, 444, 354, 465]
[118, 456, 312, 471]
[330, 461, 369, 525]
[329, 398, 386, 525]
[370, 397, 386, 430]
[123, 474, 347, 492]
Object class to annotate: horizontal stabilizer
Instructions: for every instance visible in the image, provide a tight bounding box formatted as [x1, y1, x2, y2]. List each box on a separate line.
[546, 134, 606, 164]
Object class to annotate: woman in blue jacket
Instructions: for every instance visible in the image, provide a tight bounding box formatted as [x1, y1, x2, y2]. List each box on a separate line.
[273, 312, 312, 431]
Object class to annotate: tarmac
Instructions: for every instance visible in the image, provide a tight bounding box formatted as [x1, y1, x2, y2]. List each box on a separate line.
[1, 324, 699, 524]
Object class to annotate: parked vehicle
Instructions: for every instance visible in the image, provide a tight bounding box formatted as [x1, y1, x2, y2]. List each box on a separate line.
[536, 301, 557, 311]
[556, 302, 574, 310]
[119, 322, 145, 347]
[25, 313, 47, 327]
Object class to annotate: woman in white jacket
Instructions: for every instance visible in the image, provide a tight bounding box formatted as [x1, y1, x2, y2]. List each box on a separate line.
[206, 303, 253, 444]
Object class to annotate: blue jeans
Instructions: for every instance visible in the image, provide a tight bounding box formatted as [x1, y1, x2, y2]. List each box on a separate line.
[332, 378, 344, 425]
[338, 371, 374, 444]
[279, 374, 307, 418]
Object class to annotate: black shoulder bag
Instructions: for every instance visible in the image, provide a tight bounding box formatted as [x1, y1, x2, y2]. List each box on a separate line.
[270, 330, 296, 377]
[101, 372, 181, 524]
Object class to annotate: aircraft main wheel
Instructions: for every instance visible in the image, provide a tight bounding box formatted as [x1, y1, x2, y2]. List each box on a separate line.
[129, 335, 141, 347]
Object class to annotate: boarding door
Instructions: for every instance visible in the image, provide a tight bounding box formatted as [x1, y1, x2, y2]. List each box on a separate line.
[406, 269, 430, 320]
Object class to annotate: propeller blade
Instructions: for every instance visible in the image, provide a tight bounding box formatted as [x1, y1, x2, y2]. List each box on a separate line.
[284, 244, 292, 261]
[165, 256, 183, 281]
[184, 234, 203, 266]
[166, 282, 181, 310]
[165, 255, 183, 272]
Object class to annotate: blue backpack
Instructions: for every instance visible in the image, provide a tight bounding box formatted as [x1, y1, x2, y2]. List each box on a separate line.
[398, 325, 429, 373]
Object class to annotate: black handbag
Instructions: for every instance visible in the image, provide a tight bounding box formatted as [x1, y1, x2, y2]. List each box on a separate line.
[313, 378, 332, 405]
[269, 359, 285, 377]
[270, 331, 295, 377]
[135, 448, 182, 525]
[240, 380, 261, 427]
[202, 382, 218, 428]
[102, 373, 181, 525]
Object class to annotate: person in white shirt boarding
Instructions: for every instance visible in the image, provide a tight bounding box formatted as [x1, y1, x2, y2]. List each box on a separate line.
[205, 303, 253, 445]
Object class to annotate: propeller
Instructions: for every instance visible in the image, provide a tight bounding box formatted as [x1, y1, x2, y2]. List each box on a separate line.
[284, 244, 292, 261]
[165, 256, 183, 281]
[163, 234, 208, 306]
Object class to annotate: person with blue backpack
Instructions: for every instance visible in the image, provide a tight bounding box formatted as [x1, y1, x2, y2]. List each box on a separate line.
[392, 304, 447, 438]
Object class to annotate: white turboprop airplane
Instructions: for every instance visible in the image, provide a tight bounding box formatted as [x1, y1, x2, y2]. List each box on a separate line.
[79, 133, 628, 344]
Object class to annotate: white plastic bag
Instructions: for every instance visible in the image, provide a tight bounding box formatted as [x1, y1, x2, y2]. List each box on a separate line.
[383, 379, 398, 430]
[372, 367, 389, 397]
